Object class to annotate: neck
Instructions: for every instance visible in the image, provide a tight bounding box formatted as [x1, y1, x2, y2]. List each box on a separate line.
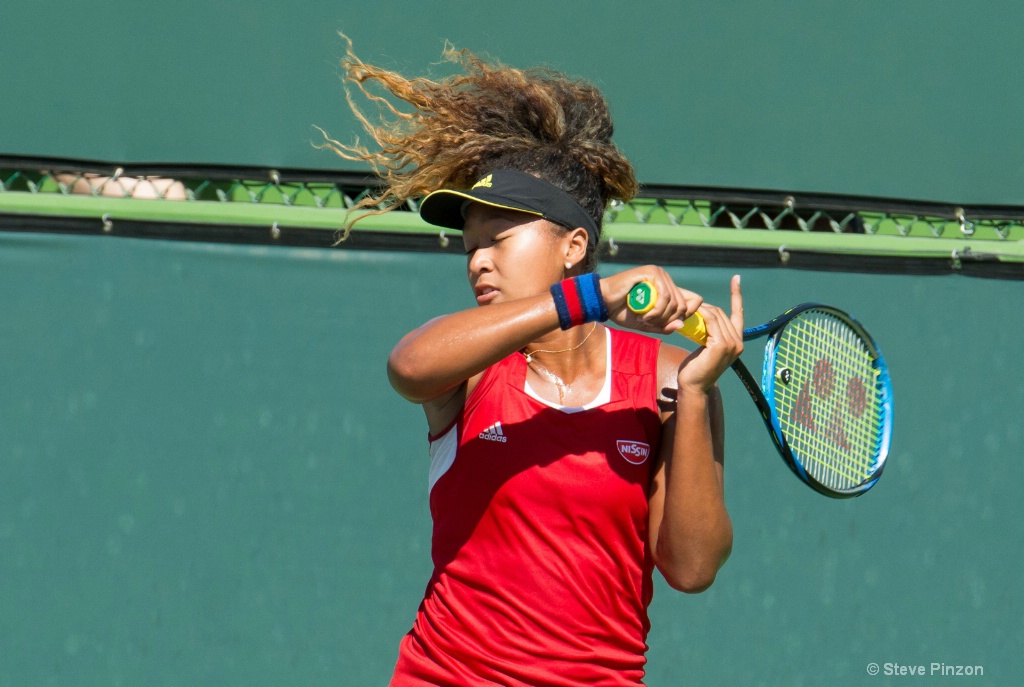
[522, 323, 603, 378]
[522, 324, 607, 406]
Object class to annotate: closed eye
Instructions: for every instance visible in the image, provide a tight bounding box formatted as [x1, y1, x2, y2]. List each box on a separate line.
[464, 234, 507, 255]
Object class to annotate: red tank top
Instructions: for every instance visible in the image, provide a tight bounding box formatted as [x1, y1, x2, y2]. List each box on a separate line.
[390, 327, 663, 686]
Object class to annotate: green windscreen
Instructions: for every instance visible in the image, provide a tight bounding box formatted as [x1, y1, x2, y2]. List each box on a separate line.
[1, 229, 1020, 685]
[3, 1, 1024, 203]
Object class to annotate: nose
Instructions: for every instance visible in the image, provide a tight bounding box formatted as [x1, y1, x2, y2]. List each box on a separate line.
[467, 245, 493, 278]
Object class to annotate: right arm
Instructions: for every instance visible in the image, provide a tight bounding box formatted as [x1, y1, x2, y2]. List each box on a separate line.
[387, 266, 704, 430]
[388, 293, 564, 437]
[386, 293, 561, 405]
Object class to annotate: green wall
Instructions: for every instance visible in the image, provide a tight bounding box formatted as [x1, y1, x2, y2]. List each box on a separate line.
[3, 1, 1024, 203]
[1, 230, 1021, 685]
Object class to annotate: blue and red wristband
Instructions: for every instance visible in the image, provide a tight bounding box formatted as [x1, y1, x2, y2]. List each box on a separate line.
[550, 273, 609, 330]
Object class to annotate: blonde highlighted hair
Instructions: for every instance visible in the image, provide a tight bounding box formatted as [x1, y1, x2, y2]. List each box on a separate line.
[319, 35, 638, 259]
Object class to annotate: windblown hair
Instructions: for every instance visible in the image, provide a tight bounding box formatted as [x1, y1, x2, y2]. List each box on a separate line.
[319, 36, 638, 264]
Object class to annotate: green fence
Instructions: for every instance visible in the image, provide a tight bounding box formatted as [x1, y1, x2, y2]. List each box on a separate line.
[1, 228, 1020, 685]
[3, 161, 1024, 282]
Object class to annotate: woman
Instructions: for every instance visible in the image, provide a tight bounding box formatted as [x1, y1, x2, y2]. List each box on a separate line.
[325, 38, 744, 687]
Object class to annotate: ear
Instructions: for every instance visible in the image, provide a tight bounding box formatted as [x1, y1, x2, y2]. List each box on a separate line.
[563, 227, 590, 268]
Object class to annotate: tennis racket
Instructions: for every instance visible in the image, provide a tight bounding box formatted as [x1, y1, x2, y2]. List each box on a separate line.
[627, 281, 893, 498]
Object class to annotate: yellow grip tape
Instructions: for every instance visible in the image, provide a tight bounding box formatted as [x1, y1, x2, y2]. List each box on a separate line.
[627, 280, 708, 346]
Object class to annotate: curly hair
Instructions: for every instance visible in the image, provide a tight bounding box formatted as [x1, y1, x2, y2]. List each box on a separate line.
[318, 35, 638, 265]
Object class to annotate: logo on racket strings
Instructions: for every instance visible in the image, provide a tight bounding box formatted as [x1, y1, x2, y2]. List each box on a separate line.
[791, 356, 872, 453]
[616, 440, 650, 465]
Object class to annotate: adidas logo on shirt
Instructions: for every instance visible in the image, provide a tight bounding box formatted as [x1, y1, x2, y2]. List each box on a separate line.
[479, 422, 507, 443]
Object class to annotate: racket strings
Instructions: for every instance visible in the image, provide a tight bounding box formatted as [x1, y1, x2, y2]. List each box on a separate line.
[820, 316, 884, 464]
[772, 312, 883, 490]
[825, 318, 882, 483]
[805, 317, 878, 468]
[783, 316, 878, 486]
[776, 324, 871, 489]
[790, 316, 880, 487]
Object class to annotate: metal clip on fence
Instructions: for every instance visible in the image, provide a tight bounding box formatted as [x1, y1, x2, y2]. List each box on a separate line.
[606, 236, 619, 257]
[951, 246, 968, 271]
[955, 207, 975, 237]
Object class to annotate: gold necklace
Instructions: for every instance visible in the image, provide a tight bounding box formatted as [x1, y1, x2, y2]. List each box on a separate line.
[521, 322, 598, 364]
[529, 362, 570, 404]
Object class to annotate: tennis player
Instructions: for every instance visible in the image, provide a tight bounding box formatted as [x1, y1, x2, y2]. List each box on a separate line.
[326, 39, 744, 687]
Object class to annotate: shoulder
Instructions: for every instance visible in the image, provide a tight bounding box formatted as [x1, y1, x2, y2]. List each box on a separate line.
[607, 328, 686, 412]
[654, 342, 724, 421]
[422, 368, 487, 437]
[606, 326, 685, 384]
[608, 327, 662, 374]
[655, 341, 690, 413]
[656, 340, 690, 371]
[422, 350, 517, 436]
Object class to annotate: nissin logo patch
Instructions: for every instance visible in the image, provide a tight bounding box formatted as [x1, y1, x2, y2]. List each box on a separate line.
[616, 440, 650, 465]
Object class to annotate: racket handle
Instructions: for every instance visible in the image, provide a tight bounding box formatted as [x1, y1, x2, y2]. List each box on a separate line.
[626, 280, 708, 346]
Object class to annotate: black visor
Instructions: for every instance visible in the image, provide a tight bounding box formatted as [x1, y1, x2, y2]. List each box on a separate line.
[418, 169, 599, 245]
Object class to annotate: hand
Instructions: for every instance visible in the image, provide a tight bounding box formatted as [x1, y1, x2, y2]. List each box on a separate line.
[677, 275, 744, 394]
[601, 266, 704, 335]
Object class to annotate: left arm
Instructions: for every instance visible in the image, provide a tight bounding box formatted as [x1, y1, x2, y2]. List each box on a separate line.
[648, 275, 744, 593]
[648, 380, 732, 593]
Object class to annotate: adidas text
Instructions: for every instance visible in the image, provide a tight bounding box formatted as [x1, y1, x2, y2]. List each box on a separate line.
[479, 422, 507, 443]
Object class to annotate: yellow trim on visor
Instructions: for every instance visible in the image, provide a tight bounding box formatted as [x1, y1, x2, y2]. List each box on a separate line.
[420, 188, 544, 223]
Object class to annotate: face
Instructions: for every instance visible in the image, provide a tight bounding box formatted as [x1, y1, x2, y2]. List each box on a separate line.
[461, 203, 568, 306]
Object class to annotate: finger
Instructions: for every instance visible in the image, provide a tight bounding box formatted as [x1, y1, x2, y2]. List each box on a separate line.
[661, 286, 701, 334]
[700, 304, 723, 339]
[730, 274, 744, 334]
[643, 271, 676, 324]
[700, 304, 742, 356]
[688, 304, 716, 346]
[676, 287, 703, 320]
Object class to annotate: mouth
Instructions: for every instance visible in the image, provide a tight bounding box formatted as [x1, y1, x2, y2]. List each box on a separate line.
[474, 285, 500, 304]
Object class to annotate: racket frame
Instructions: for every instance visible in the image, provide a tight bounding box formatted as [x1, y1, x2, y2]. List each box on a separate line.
[736, 303, 893, 498]
[622, 281, 893, 498]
